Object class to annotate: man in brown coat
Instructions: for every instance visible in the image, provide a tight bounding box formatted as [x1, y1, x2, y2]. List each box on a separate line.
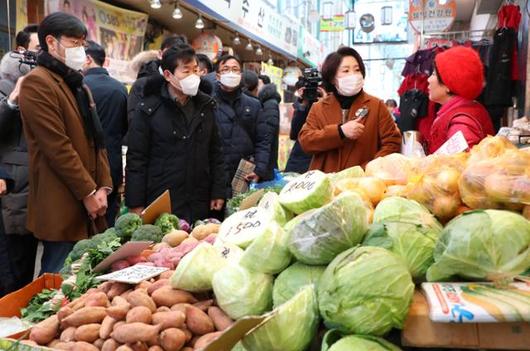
[19, 12, 112, 273]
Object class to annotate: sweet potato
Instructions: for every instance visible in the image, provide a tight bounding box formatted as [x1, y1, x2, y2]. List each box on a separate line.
[47, 339, 61, 348]
[74, 341, 100, 351]
[74, 323, 101, 343]
[61, 306, 106, 327]
[53, 341, 75, 350]
[193, 331, 223, 350]
[130, 341, 149, 351]
[107, 282, 131, 299]
[100, 315, 117, 339]
[99, 281, 114, 294]
[57, 306, 74, 323]
[113, 321, 126, 331]
[152, 311, 185, 330]
[60, 327, 77, 342]
[136, 280, 152, 291]
[111, 323, 161, 344]
[157, 306, 171, 313]
[185, 306, 214, 335]
[101, 338, 120, 351]
[94, 338, 105, 349]
[207, 307, 233, 331]
[107, 296, 131, 320]
[127, 289, 157, 313]
[147, 279, 169, 295]
[153, 242, 171, 252]
[160, 328, 186, 351]
[193, 300, 213, 312]
[126, 306, 153, 324]
[181, 328, 192, 342]
[86, 291, 110, 307]
[148, 346, 164, 351]
[29, 315, 59, 345]
[116, 345, 134, 351]
[159, 270, 175, 280]
[152, 286, 197, 307]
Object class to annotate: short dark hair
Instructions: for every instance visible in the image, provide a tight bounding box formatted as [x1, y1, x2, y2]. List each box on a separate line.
[321, 46, 366, 92]
[242, 70, 259, 92]
[85, 40, 105, 66]
[23, 24, 39, 33]
[385, 99, 397, 108]
[161, 44, 196, 73]
[38, 12, 87, 52]
[216, 55, 242, 72]
[196, 54, 213, 73]
[161, 35, 188, 51]
[16, 31, 31, 49]
[258, 74, 271, 85]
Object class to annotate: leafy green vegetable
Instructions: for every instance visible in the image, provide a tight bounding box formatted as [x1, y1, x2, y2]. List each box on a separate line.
[115, 213, 143, 241]
[373, 197, 442, 232]
[329, 166, 365, 184]
[155, 213, 180, 234]
[279, 170, 333, 214]
[427, 210, 530, 282]
[272, 262, 325, 308]
[318, 246, 414, 336]
[21, 289, 62, 323]
[131, 224, 164, 242]
[257, 192, 292, 225]
[322, 332, 402, 351]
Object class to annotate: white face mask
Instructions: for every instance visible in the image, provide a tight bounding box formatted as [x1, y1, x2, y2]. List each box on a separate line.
[63, 46, 87, 71]
[220, 72, 241, 88]
[169, 73, 200, 96]
[336, 73, 364, 96]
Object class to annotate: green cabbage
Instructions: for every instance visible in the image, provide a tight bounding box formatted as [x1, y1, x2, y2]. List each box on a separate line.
[326, 335, 401, 351]
[258, 191, 292, 225]
[363, 222, 441, 279]
[272, 262, 325, 308]
[242, 285, 319, 351]
[427, 210, 530, 282]
[170, 243, 226, 292]
[318, 246, 414, 336]
[373, 197, 442, 232]
[287, 192, 371, 265]
[279, 170, 333, 214]
[330, 165, 365, 184]
[239, 222, 292, 274]
[217, 207, 273, 248]
[214, 241, 244, 264]
[212, 264, 273, 319]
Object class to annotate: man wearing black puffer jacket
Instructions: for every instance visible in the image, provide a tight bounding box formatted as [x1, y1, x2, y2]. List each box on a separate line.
[258, 83, 281, 179]
[125, 45, 226, 224]
[213, 55, 272, 196]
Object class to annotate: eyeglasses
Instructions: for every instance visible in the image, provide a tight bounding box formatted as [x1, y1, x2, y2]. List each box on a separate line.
[57, 37, 88, 49]
[220, 67, 241, 74]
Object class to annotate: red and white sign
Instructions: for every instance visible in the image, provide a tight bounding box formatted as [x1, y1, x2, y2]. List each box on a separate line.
[192, 33, 223, 61]
[409, 0, 457, 33]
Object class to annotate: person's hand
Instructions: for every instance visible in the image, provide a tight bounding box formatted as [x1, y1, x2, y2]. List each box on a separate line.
[317, 87, 328, 101]
[245, 172, 260, 183]
[83, 192, 104, 220]
[210, 199, 225, 211]
[341, 119, 365, 140]
[8, 76, 25, 104]
[129, 207, 145, 216]
[94, 188, 108, 217]
[0, 179, 6, 196]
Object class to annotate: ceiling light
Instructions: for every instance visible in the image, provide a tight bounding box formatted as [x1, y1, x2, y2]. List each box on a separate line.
[195, 15, 205, 29]
[256, 46, 263, 56]
[233, 33, 241, 45]
[150, 0, 162, 9]
[172, 3, 183, 19]
[267, 56, 274, 65]
[246, 40, 253, 51]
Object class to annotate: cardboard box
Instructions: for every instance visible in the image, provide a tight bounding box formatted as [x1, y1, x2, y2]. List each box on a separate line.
[0, 274, 63, 339]
[401, 291, 530, 350]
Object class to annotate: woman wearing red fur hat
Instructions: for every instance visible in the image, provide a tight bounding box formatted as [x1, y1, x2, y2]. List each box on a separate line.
[427, 46, 495, 154]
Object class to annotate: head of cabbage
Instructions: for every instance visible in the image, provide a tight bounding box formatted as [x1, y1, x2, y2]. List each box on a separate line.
[318, 246, 414, 336]
[322, 330, 402, 351]
[273, 262, 326, 308]
[373, 197, 442, 232]
[427, 209, 530, 282]
[258, 191, 292, 225]
[279, 170, 333, 214]
[217, 207, 273, 248]
[241, 285, 319, 351]
[286, 192, 371, 265]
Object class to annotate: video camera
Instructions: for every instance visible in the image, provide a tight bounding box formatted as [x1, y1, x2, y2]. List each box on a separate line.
[300, 67, 322, 103]
[12, 50, 38, 69]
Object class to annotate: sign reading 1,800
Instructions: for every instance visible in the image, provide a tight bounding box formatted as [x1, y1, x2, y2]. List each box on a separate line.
[226, 208, 263, 237]
[284, 171, 318, 194]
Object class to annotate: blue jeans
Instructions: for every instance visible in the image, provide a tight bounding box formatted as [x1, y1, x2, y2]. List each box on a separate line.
[39, 240, 75, 275]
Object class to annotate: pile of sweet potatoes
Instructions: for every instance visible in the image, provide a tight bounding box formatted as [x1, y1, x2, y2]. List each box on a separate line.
[26, 270, 234, 351]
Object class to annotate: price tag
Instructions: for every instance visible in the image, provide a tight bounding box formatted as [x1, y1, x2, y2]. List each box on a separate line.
[283, 171, 318, 194]
[434, 131, 469, 155]
[96, 265, 168, 284]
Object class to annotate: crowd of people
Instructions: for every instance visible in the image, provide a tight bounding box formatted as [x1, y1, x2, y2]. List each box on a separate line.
[0, 11, 495, 296]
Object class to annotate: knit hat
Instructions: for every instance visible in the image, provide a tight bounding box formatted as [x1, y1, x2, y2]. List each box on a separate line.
[434, 46, 484, 100]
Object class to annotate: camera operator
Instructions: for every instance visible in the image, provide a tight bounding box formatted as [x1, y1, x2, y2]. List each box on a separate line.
[285, 74, 327, 174]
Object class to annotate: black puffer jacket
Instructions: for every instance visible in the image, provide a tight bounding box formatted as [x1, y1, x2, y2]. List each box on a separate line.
[259, 84, 281, 179]
[125, 76, 226, 223]
[212, 83, 271, 194]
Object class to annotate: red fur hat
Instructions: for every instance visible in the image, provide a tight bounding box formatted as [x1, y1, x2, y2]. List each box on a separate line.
[434, 46, 484, 100]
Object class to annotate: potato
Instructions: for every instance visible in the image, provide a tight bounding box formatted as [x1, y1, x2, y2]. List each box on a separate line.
[148, 346, 164, 351]
[157, 306, 171, 313]
[107, 296, 132, 320]
[111, 323, 161, 344]
[74, 341, 100, 351]
[159, 270, 175, 280]
[190, 225, 210, 240]
[207, 307, 233, 331]
[101, 338, 120, 351]
[152, 311, 185, 330]
[193, 331, 223, 350]
[147, 279, 169, 295]
[60, 327, 77, 342]
[185, 306, 214, 335]
[94, 339, 105, 349]
[163, 230, 189, 247]
[29, 315, 59, 345]
[74, 323, 101, 343]
[57, 306, 74, 323]
[100, 315, 117, 339]
[116, 345, 134, 351]
[193, 300, 213, 312]
[108, 283, 131, 299]
[61, 306, 107, 327]
[86, 291, 110, 307]
[180, 236, 199, 246]
[127, 290, 157, 313]
[127, 306, 153, 324]
[181, 328, 192, 342]
[160, 328, 186, 351]
[152, 286, 197, 307]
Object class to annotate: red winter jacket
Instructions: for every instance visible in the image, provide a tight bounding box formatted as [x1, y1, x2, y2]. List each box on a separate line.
[427, 96, 494, 154]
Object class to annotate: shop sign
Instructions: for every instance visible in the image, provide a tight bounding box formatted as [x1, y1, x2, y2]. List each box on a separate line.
[261, 62, 284, 99]
[297, 27, 323, 67]
[409, 0, 457, 33]
[46, 0, 148, 83]
[320, 15, 345, 32]
[192, 33, 223, 61]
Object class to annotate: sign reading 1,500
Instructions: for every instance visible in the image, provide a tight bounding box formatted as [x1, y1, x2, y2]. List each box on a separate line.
[98, 10, 120, 27]
[226, 220, 262, 236]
